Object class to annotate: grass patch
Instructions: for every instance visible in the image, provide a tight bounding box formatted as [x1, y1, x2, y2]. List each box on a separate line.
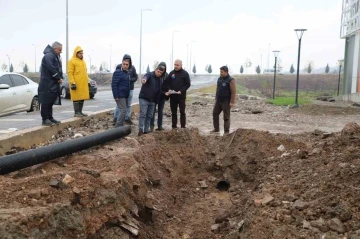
[267, 97, 311, 106]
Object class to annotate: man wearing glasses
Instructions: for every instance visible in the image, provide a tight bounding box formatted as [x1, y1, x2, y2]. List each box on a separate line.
[111, 59, 131, 127]
[164, 59, 191, 129]
[138, 65, 165, 136]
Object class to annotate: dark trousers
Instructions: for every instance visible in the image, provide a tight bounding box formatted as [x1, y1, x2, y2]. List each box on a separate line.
[213, 100, 230, 132]
[170, 97, 186, 128]
[40, 103, 54, 121]
[150, 98, 165, 128]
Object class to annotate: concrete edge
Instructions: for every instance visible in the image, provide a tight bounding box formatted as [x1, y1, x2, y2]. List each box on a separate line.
[0, 103, 140, 155]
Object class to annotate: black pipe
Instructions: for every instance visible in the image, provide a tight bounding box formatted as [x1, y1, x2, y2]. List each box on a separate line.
[0, 126, 131, 175]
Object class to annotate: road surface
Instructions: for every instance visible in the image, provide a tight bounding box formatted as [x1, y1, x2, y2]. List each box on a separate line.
[0, 75, 218, 134]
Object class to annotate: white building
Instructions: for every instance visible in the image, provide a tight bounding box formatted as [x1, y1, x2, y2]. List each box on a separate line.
[341, 0, 360, 101]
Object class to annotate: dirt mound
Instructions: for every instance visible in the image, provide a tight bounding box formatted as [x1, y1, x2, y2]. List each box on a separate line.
[2, 119, 360, 238]
[341, 122, 360, 137]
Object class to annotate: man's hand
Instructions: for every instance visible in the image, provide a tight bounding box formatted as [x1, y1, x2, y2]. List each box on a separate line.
[177, 91, 181, 95]
[141, 78, 147, 84]
[165, 92, 170, 96]
[230, 103, 234, 108]
[58, 79, 63, 83]
[71, 83, 77, 90]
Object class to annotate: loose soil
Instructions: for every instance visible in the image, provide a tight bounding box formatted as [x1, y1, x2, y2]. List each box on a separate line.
[1, 93, 360, 238]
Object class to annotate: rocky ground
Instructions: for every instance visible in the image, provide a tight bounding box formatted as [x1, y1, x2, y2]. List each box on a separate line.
[1, 93, 360, 238]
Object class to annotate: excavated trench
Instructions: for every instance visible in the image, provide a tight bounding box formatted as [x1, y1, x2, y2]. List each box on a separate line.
[1, 120, 360, 239]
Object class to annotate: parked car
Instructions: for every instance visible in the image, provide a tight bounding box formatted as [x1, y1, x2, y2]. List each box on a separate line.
[0, 72, 39, 116]
[60, 74, 97, 99]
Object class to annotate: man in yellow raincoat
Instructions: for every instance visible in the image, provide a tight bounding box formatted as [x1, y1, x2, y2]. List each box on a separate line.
[67, 46, 89, 117]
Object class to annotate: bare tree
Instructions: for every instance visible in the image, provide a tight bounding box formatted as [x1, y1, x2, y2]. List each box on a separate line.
[1, 63, 7, 71]
[152, 60, 159, 70]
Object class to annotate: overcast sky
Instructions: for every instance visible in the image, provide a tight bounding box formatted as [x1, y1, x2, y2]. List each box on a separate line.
[0, 0, 344, 74]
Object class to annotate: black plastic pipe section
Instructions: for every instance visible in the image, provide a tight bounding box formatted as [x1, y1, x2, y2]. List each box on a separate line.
[0, 125, 131, 175]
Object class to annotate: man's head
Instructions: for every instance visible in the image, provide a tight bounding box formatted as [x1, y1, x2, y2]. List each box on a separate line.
[174, 59, 182, 71]
[52, 41, 62, 55]
[220, 66, 229, 78]
[76, 50, 83, 60]
[154, 65, 165, 77]
[122, 59, 130, 71]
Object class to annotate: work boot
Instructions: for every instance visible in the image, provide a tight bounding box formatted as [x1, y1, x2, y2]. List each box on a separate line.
[73, 102, 83, 117]
[210, 129, 220, 133]
[49, 118, 61, 124]
[150, 125, 154, 132]
[42, 119, 55, 126]
[138, 129, 144, 137]
[125, 119, 134, 125]
[79, 101, 88, 116]
[156, 126, 165, 131]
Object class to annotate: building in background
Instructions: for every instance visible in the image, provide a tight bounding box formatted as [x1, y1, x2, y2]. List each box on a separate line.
[341, 0, 360, 100]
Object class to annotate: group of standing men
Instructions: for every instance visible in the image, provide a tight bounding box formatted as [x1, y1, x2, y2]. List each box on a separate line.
[111, 57, 191, 136]
[37, 41, 236, 135]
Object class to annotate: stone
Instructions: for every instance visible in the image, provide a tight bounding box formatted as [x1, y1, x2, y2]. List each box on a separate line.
[328, 218, 345, 233]
[72, 187, 81, 195]
[224, 230, 240, 239]
[255, 194, 274, 206]
[215, 211, 230, 223]
[277, 145, 286, 152]
[40, 188, 50, 196]
[198, 180, 208, 189]
[310, 218, 329, 232]
[62, 174, 75, 185]
[303, 220, 311, 229]
[211, 224, 221, 232]
[292, 200, 309, 210]
[28, 189, 41, 200]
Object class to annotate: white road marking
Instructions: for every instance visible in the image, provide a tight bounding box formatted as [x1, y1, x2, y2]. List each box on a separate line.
[0, 119, 35, 122]
[83, 106, 99, 108]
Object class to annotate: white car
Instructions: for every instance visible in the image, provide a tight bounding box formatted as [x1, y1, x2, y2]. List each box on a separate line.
[0, 72, 39, 116]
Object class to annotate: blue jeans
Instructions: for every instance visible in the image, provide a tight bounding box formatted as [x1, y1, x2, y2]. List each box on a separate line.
[150, 97, 165, 128]
[114, 90, 134, 121]
[139, 98, 155, 133]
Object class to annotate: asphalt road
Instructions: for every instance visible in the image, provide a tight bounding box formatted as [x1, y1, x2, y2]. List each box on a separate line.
[0, 75, 218, 134]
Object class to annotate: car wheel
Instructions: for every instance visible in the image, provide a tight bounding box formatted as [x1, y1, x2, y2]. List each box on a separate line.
[61, 87, 69, 99]
[90, 93, 95, 99]
[28, 97, 40, 112]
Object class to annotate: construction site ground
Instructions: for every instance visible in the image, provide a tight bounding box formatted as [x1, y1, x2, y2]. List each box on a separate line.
[1, 92, 360, 239]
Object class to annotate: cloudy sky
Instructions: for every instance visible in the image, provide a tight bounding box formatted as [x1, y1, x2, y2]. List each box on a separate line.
[0, 0, 344, 74]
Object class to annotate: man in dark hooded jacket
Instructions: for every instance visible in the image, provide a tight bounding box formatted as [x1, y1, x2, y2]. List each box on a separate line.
[113, 54, 138, 124]
[38, 41, 63, 126]
[111, 59, 131, 127]
[150, 62, 168, 131]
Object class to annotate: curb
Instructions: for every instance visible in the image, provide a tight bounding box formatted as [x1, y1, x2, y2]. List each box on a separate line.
[0, 103, 140, 155]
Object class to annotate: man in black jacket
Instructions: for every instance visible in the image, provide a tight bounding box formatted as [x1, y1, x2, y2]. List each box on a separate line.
[138, 65, 165, 136]
[150, 61, 168, 131]
[113, 54, 138, 124]
[165, 59, 191, 129]
[38, 41, 63, 126]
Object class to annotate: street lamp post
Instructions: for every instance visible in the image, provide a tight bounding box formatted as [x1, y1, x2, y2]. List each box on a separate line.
[293, 29, 307, 108]
[337, 59, 344, 96]
[139, 8, 152, 78]
[32, 44, 36, 72]
[171, 31, 181, 67]
[189, 40, 195, 73]
[272, 51, 280, 99]
[110, 44, 112, 72]
[66, 0, 69, 72]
